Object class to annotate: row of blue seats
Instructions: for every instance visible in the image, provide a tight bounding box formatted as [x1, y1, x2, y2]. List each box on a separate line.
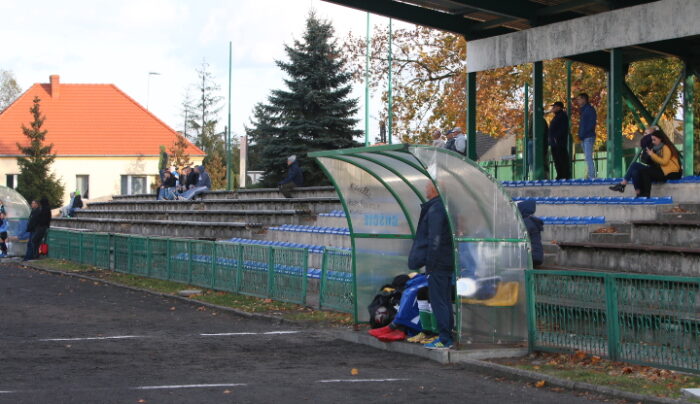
[226, 237, 351, 255]
[540, 216, 605, 225]
[170, 252, 351, 282]
[319, 210, 346, 217]
[502, 178, 622, 187]
[502, 176, 700, 187]
[269, 224, 350, 236]
[512, 196, 673, 205]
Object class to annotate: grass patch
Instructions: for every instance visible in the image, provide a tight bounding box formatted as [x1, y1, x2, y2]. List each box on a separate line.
[495, 352, 700, 400]
[28, 258, 352, 326]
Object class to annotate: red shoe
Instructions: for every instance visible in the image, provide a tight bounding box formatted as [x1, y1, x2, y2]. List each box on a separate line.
[377, 329, 406, 342]
[368, 325, 393, 337]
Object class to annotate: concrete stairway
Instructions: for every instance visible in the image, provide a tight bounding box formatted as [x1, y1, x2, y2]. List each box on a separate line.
[512, 180, 700, 277]
[52, 187, 343, 240]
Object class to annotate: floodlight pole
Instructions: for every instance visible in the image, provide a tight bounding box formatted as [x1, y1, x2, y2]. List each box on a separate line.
[364, 12, 370, 146]
[227, 41, 233, 190]
[566, 60, 573, 178]
[387, 19, 393, 144]
[146, 72, 160, 110]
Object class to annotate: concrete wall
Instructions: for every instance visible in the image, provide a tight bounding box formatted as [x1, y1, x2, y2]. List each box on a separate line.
[0, 155, 203, 203]
[467, 0, 700, 72]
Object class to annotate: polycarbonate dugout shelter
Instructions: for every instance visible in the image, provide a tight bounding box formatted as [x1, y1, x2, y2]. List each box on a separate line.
[310, 145, 531, 344]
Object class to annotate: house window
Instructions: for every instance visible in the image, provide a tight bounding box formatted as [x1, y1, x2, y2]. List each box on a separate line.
[120, 175, 148, 195]
[5, 174, 19, 189]
[76, 175, 89, 199]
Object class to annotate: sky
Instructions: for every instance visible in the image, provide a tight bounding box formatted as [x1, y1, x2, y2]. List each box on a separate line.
[0, 0, 411, 142]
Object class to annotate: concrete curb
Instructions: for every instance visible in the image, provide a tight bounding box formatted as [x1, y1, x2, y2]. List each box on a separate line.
[20, 262, 694, 404]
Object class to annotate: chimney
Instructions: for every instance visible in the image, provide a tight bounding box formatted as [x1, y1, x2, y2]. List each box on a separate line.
[49, 75, 60, 98]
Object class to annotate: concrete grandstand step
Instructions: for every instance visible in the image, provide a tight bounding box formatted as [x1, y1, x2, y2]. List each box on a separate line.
[314, 215, 349, 228]
[556, 241, 700, 276]
[535, 203, 665, 222]
[505, 181, 700, 203]
[630, 220, 700, 247]
[588, 232, 631, 244]
[51, 217, 263, 239]
[112, 186, 337, 201]
[542, 224, 605, 243]
[74, 209, 314, 226]
[86, 197, 342, 214]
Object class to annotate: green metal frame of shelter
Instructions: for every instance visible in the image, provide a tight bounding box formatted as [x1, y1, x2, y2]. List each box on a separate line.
[310, 144, 532, 345]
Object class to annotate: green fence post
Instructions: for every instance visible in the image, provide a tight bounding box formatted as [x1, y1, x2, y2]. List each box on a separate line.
[267, 246, 274, 298]
[605, 274, 620, 361]
[235, 244, 243, 293]
[93, 234, 98, 266]
[127, 236, 133, 274]
[319, 250, 328, 309]
[210, 241, 217, 289]
[301, 248, 308, 305]
[146, 238, 152, 278]
[525, 270, 537, 352]
[187, 240, 193, 285]
[166, 239, 172, 280]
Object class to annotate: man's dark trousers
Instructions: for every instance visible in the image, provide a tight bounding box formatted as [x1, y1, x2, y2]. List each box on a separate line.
[551, 143, 571, 179]
[428, 270, 454, 345]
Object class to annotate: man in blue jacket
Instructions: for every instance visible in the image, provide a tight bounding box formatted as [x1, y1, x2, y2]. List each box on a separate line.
[278, 155, 304, 198]
[408, 182, 454, 349]
[576, 93, 597, 179]
[177, 165, 211, 200]
[549, 101, 571, 180]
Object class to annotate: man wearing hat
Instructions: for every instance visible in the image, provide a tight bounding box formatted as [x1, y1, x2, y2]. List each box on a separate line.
[278, 155, 304, 198]
[548, 101, 571, 180]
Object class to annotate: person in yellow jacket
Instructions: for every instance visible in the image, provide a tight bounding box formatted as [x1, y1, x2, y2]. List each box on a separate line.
[638, 129, 682, 198]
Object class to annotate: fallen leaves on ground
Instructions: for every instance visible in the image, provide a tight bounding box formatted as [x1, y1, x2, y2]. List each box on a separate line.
[351, 368, 359, 376]
[592, 226, 617, 234]
[534, 380, 546, 388]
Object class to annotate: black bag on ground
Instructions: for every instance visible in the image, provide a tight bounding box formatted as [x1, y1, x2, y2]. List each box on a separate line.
[367, 274, 411, 328]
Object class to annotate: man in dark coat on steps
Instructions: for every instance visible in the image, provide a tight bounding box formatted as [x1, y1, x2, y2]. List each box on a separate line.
[278, 155, 304, 198]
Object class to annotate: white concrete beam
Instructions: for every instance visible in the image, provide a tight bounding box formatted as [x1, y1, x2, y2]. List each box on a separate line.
[467, 0, 700, 72]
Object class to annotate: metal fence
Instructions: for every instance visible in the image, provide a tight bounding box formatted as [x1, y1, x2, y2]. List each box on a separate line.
[527, 270, 700, 373]
[47, 229, 354, 312]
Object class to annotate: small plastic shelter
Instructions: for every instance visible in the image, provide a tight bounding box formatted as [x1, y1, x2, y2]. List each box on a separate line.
[310, 144, 531, 344]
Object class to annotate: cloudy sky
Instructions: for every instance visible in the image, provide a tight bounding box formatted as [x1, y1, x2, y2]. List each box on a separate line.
[0, 0, 410, 141]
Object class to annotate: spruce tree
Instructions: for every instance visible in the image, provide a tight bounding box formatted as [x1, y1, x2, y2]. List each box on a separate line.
[247, 12, 362, 186]
[16, 96, 64, 207]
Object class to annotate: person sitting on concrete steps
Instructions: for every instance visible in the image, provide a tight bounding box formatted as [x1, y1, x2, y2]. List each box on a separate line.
[609, 125, 658, 194]
[278, 155, 304, 198]
[610, 128, 680, 198]
[177, 165, 211, 200]
[157, 170, 177, 200]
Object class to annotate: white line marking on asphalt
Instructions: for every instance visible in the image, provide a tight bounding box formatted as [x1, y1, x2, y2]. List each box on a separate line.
[0, 391, 15, 394]
[199, 331, 300, 336]
[317, 379, 410, 383]
[132, 383, 247, 390]
[39, 335, 144, 342]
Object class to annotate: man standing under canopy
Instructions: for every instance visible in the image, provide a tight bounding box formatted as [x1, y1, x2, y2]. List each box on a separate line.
[408, 182, 455, 349]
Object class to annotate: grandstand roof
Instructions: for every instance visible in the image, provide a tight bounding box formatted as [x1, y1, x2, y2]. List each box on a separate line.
[323, 0, 700, 69]
[0, 75, 205, 156]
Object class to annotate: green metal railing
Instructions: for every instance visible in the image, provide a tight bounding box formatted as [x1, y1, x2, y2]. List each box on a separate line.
[527, 270, 700, 373]
[47, 229, 352, 313]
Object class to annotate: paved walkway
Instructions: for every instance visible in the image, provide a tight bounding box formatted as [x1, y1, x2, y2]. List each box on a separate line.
[0, 263, 612, 403]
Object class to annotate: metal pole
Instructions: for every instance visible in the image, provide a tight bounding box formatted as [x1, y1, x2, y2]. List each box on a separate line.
[523, 83, 529, 181]
[227, 41, 233, 190]
[608, 49, 623, 178]
[684, 67, 695, 176]
[364, 12, 370, 146]
[387, 19, 393, 144]
[466, 72, 477, 160]
[566, 61, 573, 178]
[239, 135, 247, 188]
[533, 61, 545, 180]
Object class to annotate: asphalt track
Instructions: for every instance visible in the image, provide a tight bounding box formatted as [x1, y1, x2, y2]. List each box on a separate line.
[0, 263, 616, 404]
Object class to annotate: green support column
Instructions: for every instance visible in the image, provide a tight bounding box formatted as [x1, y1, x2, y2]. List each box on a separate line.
[466, 71, 477, 160]
[684, 68, 695, 175]
[523, 83, 529, 180]
[608, 49, 623, 178]
[532, 62, 545, 180]
[566, 61, 573, 178]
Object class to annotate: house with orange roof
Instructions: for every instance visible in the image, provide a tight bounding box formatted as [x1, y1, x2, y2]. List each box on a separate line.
[0, 75, 205, 203]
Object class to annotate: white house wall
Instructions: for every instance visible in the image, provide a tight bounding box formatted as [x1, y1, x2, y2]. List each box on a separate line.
[0, 155, 204, 203]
